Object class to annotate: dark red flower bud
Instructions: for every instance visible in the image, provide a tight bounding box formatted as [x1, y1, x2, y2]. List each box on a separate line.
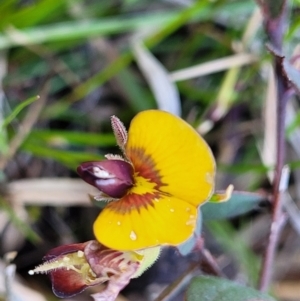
[29, 241, 141, 299]
[38, 242, 98, 298]
[77, 160, 134, 198]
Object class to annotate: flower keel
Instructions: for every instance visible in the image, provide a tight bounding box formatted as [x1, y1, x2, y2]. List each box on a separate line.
[77, 160, 134, 198]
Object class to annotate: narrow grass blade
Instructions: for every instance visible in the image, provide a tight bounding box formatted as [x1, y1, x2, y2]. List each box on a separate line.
[1, 95, 39, 129]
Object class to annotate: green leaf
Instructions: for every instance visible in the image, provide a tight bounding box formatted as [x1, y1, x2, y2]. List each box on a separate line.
[1, 95, 38, 154]
[44, 0, 213, 118]
[21, 143, 103, 169]
[0, 133, 8, 154]
[202, 191, 266, 220]
[4, 0, 66, 29]
[0, 199, 41, 244]
[1, 95, 39, 129]
[186, 276, 276, 301]
[207, 221, 260, 285]
[114, 69, 156, 112]
[27, 130, 116, 147]
[0, 9, 201, 49]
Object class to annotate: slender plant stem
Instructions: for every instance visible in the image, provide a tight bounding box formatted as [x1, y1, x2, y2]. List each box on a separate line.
[258, 0, 290, 291]
[154, 263, 199, 301]
[259, 62, 290, 291]
[200, 248, 225, 278]
[154, 247, 224, 301]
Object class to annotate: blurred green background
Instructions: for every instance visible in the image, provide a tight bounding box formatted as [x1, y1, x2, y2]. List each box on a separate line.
[1, 1, 300, 300]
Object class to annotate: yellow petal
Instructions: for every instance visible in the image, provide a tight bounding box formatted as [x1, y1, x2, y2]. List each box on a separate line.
[126, 110, 215, 206]
[93, 110, 215, 250]
[93, 194, 198, 251]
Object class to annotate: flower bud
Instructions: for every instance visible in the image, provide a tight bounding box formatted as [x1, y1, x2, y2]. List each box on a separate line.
[77, 160, 134, 198]
[29, 241, 98, 298]
[28, 241, 145, 299]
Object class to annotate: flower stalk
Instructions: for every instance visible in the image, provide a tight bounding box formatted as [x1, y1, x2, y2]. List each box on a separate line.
[257, 0, 291, 291]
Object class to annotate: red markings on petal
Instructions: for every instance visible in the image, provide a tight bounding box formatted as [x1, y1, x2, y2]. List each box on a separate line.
[127, 147, 166, 189]
[103, 147, 168, 214]
[106, 192, 161, 214]
[84, 241, 137, 277]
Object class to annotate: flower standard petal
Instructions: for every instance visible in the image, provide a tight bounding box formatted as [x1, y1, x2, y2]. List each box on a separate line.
[126, 110, 216, 205]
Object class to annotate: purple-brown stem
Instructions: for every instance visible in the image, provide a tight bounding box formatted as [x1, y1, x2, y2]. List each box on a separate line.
[200, 248, 225, 278]
[259, 61, 290, 292]
[258, 0, 291, 292]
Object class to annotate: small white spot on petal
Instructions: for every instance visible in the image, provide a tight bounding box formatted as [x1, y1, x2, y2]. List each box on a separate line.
[154, 198, 159, 203]
[170, 208, 175, 212]
[117, 221, 121, 226]
[63, 256, 70, 262]
[130, 231, 137, 241]
[77, 251, 84, 258]
[28, 270, 34, 275]
[206, 172, 213, 184]
[186, 219, 195, 226]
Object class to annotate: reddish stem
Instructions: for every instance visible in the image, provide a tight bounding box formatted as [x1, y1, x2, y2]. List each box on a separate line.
[200, 248, 225, 278]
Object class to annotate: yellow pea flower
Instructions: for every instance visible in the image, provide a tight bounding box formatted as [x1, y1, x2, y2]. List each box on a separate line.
[78, 110, 215, 251]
